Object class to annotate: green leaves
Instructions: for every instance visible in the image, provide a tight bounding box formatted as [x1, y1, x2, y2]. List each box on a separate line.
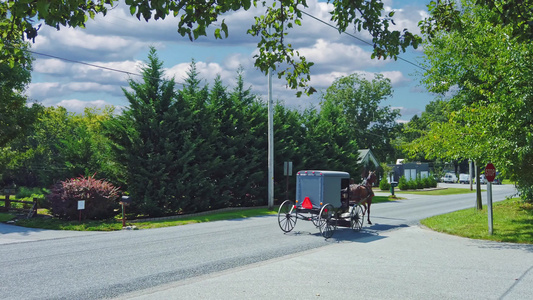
[411, 0, 533, 201]
[320, 73, 400, 163]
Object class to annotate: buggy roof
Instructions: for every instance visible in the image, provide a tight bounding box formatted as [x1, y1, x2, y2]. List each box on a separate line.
[296, 170, 350, 178]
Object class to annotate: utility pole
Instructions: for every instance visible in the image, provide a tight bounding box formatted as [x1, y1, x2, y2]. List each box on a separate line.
[267, 43, 274, 210]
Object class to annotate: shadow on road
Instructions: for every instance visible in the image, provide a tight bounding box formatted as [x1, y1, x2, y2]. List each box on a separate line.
[0, 223, 47, 236]
[323, 223, 410, 243]
[472, 239, 533, 253]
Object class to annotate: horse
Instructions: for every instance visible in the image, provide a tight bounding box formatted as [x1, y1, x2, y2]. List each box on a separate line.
[342, 171, 377, 225]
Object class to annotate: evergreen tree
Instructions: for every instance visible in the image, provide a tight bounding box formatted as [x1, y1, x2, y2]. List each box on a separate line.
[178, 60, 216, 212]
[207, 75, 235, 208]
[273, 103, 306, 200]
[208, 68, 267, 207]
[108, 47, 194, 216]
[229, 73, 267, 206]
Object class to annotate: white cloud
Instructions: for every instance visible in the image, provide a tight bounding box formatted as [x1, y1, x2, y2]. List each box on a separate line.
[299, 39, 386, 73]
[33, 58, 141, 87]
[308, 71, 350, 90]
[26, 81, 124, 100]
[380, 71, 411, 87]
[25, 82, 62, 99]
[33, 59, 70, 74]
[34, 23, 149, 62]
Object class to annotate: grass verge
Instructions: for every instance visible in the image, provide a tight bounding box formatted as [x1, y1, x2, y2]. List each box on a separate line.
[131, 207, 278, 229]
[395, 188, 479, 196]
[373, 195, 405, 203]
[0, 213, 15, 223]
[5, 196, 398, 231]
[10, 207, 278, 231]
[421, 198, 533, 244]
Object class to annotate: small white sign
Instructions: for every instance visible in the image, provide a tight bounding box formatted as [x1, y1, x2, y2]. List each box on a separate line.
[284, 161, 293, 176]
[78, 200, 85, 210]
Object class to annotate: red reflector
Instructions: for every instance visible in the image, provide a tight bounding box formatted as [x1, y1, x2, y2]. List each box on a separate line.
[302, 197, 313, 209]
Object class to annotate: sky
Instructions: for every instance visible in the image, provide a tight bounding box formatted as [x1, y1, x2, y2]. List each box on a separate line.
[25, 0, 434, 122]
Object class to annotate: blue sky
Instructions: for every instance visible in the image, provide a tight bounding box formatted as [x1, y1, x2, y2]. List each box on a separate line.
[26, 0, 434, 122]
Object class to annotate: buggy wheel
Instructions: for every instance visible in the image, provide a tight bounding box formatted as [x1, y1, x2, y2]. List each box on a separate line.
[350, 204, 364, 232]
[278, 200, 297, 233]
[318, 204, 336, 238]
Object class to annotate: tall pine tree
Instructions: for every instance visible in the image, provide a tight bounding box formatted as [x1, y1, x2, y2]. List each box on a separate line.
[108, 48, 195, 216]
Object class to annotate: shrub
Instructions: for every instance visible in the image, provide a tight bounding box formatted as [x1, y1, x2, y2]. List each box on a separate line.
[416, 178, 425, 189]
[379, 177, 391, 191]
[423, 177, 431, 188]
[429, 175, 438, 188]
[47, 175, 120, 220]
[398, 176, 408, 190]
[407, 180, 416, 190]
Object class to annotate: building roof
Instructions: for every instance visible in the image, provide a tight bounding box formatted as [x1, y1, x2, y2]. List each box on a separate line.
[358, 149, 379, 167]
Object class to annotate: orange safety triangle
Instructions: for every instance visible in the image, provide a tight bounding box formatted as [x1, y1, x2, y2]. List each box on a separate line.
[302, 197, 313, 209]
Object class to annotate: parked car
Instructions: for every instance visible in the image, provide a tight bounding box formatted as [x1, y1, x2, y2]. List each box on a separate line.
[459, 173, 470, 184]
[479, 174, 502, 185]
[440, 173, 458, 183]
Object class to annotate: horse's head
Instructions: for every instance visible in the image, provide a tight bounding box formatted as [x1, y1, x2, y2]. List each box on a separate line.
[367, 171, 377, 186]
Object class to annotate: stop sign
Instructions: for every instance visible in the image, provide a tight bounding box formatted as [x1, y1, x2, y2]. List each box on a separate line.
[485, 163, 496, 182]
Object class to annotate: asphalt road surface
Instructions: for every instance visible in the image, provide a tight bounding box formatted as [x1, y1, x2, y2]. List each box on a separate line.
[1, 183, 531, 299]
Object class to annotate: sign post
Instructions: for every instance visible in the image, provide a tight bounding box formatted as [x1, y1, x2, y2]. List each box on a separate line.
[77, 200, 85, 223]
[485, 163, 496, 235]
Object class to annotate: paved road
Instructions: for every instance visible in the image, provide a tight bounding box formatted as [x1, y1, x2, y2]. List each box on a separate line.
[117, 226, 533, 300]
[1, 184, 531, 299]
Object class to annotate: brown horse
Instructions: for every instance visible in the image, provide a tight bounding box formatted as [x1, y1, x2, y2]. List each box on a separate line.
[346, 171, 377, 225]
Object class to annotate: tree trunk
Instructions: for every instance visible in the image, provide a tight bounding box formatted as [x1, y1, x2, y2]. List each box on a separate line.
[475, 160, 483, 210]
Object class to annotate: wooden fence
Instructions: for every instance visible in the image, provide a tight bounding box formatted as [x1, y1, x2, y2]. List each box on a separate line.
[0, 195, 38, 218]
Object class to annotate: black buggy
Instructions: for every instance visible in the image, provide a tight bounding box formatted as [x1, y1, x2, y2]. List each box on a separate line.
[277, 170, 365, 238]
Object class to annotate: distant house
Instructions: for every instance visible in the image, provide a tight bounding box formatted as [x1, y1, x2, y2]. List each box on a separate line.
[358, 149, 379, 169]
[389, 161, 430, 182]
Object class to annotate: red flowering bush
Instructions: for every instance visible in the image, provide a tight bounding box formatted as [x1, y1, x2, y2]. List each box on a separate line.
[47, 175, 120, 220]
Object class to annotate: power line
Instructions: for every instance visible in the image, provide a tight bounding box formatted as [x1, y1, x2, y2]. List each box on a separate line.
[28, 48, 183, 85]
[299, 10, 427, 71]
[2, 42, 184, 85]
[28, 49, 140, 78]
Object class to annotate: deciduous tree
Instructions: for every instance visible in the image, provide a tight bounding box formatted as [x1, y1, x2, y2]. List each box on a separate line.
[411, 0, 533, 202]
[320, 73, 401, 164]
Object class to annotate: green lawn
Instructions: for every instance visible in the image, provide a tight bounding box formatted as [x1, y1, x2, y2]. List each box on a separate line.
[397, 188, 479, 196]
[384, 187, 479, 196]
[422, 198, 533, 244]
[8, 207, 279, 231]
[0, 213, 15, 223]
[3, 195, 398, 231]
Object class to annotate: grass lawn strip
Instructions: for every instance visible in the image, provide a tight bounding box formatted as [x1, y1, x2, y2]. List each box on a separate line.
[0, 213, 16, 223]
[421, 198, 533, 244]
[395, 188, 479, 196]
[4, 195, 400, 231]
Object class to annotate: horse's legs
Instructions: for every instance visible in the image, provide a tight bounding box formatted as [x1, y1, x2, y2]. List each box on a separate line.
[366, 196, 373, 225]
